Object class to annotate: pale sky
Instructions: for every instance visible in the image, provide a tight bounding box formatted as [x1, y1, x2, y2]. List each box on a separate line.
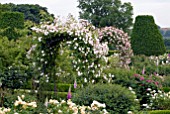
[0, 0, 169, 27]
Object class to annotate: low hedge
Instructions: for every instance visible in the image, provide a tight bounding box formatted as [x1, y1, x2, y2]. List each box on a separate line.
[21, 81, 80, 92]
[15, 89, 68, 100]
[42, 83, 80, 92]
[149, 110, 170, 114]
[41, 91, 68, 100]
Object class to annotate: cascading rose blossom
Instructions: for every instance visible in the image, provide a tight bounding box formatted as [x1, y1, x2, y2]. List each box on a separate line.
[98, 26, 133, 69]
[31, 15, 109, 58]
[31, 15, 132, 86]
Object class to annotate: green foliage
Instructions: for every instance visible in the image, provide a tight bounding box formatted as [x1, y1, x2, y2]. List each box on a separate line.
[12, 4, 54, 23]
[131, 15, 166, 56]
[162, 76, 170, 87]
[0, 12, 24, 29]
[42, 91, 68, 100]
[149, 110, 170, 114]
[0, 65, 31, 90]
[164, 38, 170, 50]
[3, 92, 37, 108]
[131, 55, 170, 76]
[0, 36, 34, 90]
[0, 3, 54, 24]
[72, 84, 139, 114]
[103, 67, 136, 87]
[130, 55, 156, 74]
[78, 0, 133, 33]
[162, 87, 170, 93]
[34, 83, 79, 92]
[0, 3, 13, 12]
[0, 12, 24, 40]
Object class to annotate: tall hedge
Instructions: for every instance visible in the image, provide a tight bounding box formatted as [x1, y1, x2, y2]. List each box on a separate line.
[131, 15, 166, 56]
[0, 12, 24, 40]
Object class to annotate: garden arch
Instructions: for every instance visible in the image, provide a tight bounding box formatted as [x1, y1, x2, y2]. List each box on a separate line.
[31, 15, 132, 84]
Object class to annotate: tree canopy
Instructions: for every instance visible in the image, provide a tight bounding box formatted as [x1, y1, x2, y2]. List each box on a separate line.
[0, 3, 54, 24]
[77, 0, 133, 33]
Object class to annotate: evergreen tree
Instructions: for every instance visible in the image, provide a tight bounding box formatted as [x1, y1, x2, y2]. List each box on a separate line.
[131, 15, 166, 56]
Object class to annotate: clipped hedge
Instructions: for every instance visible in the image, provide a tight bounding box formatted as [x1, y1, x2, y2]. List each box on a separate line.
[131, 15, 166, 56]
[149, 110, 170, 114]
[21, 81, 79, 92]
[42, 83, 79, 92]
[42, 91, 68, 100]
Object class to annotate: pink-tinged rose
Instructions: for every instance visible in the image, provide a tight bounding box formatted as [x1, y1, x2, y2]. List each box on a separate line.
[146, 80, 152, 83]
[134, 74, 139, 77]
[140, 76, 145, 81]
[155, 81, 159, 86]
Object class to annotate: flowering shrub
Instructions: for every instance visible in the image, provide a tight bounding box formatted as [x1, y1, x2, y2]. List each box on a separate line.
[150, 90, 170, 110]
[0, 95, 108, 114]
[46, 99, 108, 114]
[0, 107, 10, 114]
[131, 73, 162, 108]
[9, 95, 37, 113]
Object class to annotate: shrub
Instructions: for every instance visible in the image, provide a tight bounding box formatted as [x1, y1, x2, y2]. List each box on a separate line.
[103, 68, 136, 87]
[3, 92, 37, 108]
[150, 90, 170, 110]
[161, 76, 170, 87]
[162, 87, 170, 93]
[72, 84, 139, 114]
[131, 15, 166, 56]
[131, 55, 157, 75]
[131, 73, 162, 108]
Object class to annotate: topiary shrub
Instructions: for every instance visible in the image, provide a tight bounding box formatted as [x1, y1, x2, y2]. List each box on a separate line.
[131, 15, 166, 56]
[72, 84, 139, 114]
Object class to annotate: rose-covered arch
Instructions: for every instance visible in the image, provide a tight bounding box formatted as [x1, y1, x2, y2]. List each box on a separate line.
[98, 27, 133, 69]
[31, 15, 132, 85]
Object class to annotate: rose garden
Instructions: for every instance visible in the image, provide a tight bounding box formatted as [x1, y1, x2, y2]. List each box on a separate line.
[0, 2, 170, 114]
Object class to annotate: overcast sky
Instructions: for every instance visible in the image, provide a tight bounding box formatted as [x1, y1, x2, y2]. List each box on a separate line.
[0, 0, 169, 27]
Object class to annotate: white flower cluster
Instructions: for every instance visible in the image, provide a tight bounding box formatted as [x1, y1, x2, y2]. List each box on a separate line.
[0, 107, 11, 114]
[14, 95, 37, 108]
[47, 99, 109, 114]
[31, 15, 109, 58]
[150, 53, 170, 66]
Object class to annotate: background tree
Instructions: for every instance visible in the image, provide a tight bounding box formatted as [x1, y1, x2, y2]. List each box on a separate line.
[77, 0, 133, 33]
[0, 3, 54, 24]
[131, 15, 166, 56]
[12, 4, 54, 23]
